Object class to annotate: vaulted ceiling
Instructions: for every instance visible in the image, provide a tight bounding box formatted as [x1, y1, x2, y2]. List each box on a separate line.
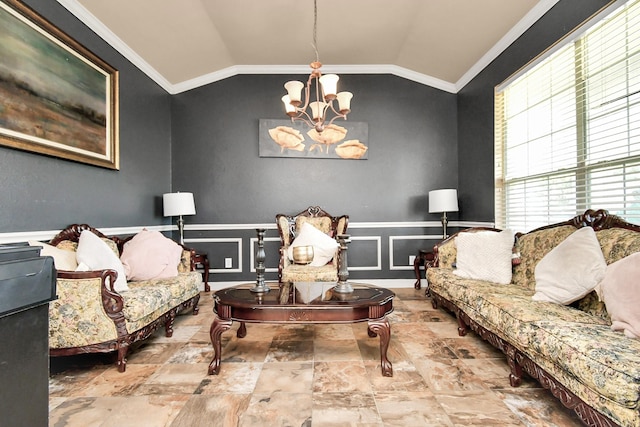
[56, 0, 557, 94]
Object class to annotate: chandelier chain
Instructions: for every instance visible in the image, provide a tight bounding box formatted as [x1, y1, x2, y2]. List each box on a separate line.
[312, 0, 319, 63]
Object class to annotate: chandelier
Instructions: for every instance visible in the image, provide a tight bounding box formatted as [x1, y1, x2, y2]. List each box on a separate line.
[281, 0, 353, 133]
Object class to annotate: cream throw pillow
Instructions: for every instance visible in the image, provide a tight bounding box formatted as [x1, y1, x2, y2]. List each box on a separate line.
[597, 252, 640, 338]
[453, 229, 514, 284]
[288, 222, 339, 267]
[532, 227, 606, 305]
[29, 241, 78, 271]
[76, 230, 129, 292]
[120, 229, 183, 281]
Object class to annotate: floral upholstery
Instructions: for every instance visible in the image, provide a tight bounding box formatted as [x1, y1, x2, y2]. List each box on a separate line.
[48, 227, 201, 371]
[427, 213, 640, 427]
[596, 227, 640, 264]
[512, 225, 575, 290]
[280, 262, 339, 283]
[49, 275, 118, 349]
[525, 320, 640, 409]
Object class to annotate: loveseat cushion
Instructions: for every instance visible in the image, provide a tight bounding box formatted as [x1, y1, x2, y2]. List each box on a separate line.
[428, 268, 610, 349]
[281, 262, 338, 283]
[127, 271, 201, 308]
[525, 320, 640, 410]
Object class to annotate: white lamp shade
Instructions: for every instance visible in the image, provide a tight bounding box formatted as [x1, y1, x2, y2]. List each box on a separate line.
[309, 101, 327, 119]
[281, 95, 296, 114]
[284, 80, 304, 104]
[319, 73, 339, 98]
[336, 91, 353, 112]
[429, 189, 458, 213]
[163, 192, 196, 217]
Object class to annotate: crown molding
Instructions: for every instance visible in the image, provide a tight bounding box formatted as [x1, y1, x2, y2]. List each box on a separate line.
[454, 0, 560, 91]
[56, 0, 558, 95]
[171, 64, 457, 95]
[55, 0, 174, 92]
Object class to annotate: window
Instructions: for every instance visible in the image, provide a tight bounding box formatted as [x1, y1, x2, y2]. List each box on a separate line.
[495, 0, 640, 231]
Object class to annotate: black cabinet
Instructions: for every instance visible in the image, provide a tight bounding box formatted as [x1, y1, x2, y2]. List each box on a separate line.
[0, 246, 56, 427]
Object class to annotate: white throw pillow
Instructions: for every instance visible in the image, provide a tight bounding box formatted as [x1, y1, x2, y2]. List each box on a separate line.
[76, 230, 129, 292]
[29, 240, 78, 271]
[453, 229, 514, 284]
[596, 252, 640, 338]
[532, 227, 606, 305]
[287, 222, 339, 267]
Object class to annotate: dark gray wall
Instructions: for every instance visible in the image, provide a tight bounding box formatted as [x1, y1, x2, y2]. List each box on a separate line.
[1, 0, 613, 239]
[171, 74, 458, 224]
[0, 0, 172, 233]
[457, 0, 612, 222]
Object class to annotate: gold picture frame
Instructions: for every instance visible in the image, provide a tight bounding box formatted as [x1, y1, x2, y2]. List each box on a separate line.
[0, 0, 119, 169]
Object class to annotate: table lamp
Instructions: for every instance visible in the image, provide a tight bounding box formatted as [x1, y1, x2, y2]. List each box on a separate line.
[163, 192, 196, 244]
[429, 189, 458, 239]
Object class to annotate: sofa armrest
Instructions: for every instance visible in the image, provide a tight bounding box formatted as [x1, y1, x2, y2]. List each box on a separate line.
[50, 269, 124, 349]
[177, 245, 197, 273]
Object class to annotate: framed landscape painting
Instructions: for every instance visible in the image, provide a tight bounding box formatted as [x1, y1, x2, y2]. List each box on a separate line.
[0, 0, 119, 169]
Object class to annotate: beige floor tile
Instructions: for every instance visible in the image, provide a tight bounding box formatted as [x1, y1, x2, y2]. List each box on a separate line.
[195, 362, 262, 395]
[239, 391, 312, 427]
[253, 361, 314, 393]
[435, 391, 526, 426]
[169, 394, 252, 427]
[49, 395, 190, 427]
[314, 338, 363, 361]
[312, 391, 382, 426]
[374, 391, 455, 426]
[313, 361, 371, 393]
[48, 290, 591, 426]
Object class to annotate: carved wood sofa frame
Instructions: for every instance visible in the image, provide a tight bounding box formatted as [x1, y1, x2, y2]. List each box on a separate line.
[48, 224, 201, 372]
[429, 209, 640, 427]
[276, 206, 349, 284]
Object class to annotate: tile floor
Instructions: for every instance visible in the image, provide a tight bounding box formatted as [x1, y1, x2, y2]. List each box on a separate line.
[49, 288, 584, 426]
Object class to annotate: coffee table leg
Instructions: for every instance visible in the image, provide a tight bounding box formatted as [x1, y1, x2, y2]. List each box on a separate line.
[237, 321, 247, 338]
[368, 317, 393, 377]
[208, 316, 232, 375]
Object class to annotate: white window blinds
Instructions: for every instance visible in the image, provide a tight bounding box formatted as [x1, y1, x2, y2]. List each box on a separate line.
[495, 0, 640, 232]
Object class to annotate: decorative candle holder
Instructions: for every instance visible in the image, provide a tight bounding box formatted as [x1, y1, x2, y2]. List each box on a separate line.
[250, 228, 270, 293]
[292, 245, 314, 264]
[333, 234, 353, 293]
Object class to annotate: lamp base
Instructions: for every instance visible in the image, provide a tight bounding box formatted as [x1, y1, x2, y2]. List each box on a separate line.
[441, 212, 449, 240]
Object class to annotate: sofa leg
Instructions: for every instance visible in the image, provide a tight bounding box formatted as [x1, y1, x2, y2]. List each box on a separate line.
[192, 293, 200, 315]
[165, 311, 176, 337]
[117, 345, 128, 372]
[506, 345, 523, 387]
[455, 313, 467, 336]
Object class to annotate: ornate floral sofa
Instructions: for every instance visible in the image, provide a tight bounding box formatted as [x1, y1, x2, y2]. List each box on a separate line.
[427, 209, 640, 427]
[45, 224, 201, 372]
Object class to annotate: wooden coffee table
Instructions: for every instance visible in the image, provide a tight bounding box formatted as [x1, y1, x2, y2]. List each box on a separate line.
[208, 282, 395, 377]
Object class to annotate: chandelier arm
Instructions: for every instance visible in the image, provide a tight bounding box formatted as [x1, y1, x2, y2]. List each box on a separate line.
[325, 112, 348, 129]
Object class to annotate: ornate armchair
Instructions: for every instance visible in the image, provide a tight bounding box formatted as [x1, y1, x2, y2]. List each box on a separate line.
[276, 206, 349, 285]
